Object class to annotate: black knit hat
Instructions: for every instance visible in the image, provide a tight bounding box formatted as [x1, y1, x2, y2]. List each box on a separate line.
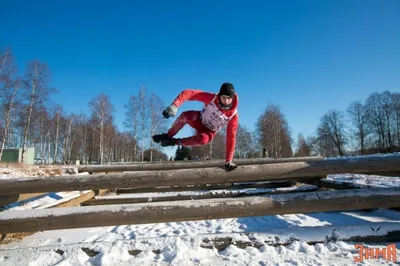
[218, 82, 235, 98]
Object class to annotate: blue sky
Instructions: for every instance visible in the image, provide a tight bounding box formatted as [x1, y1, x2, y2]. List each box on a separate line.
[1, 0, 399, 157]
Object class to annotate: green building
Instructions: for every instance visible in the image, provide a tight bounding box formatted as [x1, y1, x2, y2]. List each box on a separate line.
[0, 147, 35, 165]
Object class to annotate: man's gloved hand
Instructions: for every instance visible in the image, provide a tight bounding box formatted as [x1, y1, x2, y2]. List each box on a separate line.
[162, 104, 178, 118]
[225, 162, 237, 171]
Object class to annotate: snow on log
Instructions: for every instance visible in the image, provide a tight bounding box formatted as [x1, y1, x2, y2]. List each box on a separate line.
[115, 180, 295, 194]
[77, 156, 323, 173]
[82, 186, 319, 206]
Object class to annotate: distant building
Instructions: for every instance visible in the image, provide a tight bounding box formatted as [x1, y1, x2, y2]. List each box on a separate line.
[0, 147, 35, 165]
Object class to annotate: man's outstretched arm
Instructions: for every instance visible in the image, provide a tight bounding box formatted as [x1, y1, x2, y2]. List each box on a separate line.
[225, 114, 239, 170]
[162, 89, 214, 118]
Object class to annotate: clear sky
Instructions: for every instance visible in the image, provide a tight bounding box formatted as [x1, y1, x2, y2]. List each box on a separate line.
[1, 0, 399, 157]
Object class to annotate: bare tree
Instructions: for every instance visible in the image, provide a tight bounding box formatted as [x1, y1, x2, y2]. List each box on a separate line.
[392, 93, 400, 146]
[69, 114, 89, 164]
[124, 95, 140, 161]
[0, 50, 13, 95]
[0, 78, 22, 160]
[294, 133, 310, 157]
[60, 114, 76, 164]
[34, 106, 53, 164]
[0, 50, 19, 158]
[316, 109, 347, 156]
[148, 93, 166, 161]
[306, 135, 319, 156]
[235, 124, 254, 158]
[52, 106, 62, 164]
[138, 86, 148, 161]
[89, 94, 115, 164]
[20, 60, 55, 163]
[256, 104, 292, 158]
[347, 101, 370, 154]
[364, 92, 392, 152]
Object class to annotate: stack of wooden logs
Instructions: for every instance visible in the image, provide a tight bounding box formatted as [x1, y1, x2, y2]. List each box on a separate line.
[1, 155, 400, 238]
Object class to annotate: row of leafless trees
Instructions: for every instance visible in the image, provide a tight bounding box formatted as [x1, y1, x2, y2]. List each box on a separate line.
[307, 91, 400, 157]
[0, 50, 168, 164]
[253, 91, 400, 158]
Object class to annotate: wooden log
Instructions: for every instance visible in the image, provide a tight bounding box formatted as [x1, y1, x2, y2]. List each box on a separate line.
[78, 156, 323, 173]
[1, 187, 400, 234]
[1, 156, 400, 195]
[0, 189, 109, 243]
[115, 181, 295, 194]
[82, 186, 319, 206]
[0, 193, 46, 207]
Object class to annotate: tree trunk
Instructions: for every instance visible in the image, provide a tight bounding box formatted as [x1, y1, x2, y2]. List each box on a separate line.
[53, 112, 60, 164]
[0, 86, 18, 160]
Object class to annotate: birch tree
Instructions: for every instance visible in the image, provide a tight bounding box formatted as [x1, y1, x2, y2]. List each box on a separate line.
[148, 93, 166, 161]
[0, 78, 22, 160]
[347, 101, 370, 154]
[20, 60, 55, 163]
[138, 86, 148, 161]
[124, 95, 140, 161]
[89, 93, 115, 164]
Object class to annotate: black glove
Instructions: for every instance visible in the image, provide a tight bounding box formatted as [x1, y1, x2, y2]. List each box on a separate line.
[225, 162, 237, 171]
[162, 104, 178, 118]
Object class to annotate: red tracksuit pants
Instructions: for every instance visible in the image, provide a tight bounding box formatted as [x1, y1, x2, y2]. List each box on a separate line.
[167, 111, 216, 146]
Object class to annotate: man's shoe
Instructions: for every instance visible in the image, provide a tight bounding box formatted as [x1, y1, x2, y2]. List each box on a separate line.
[160, 138, 177, 147]
[152, 133, 170, 143]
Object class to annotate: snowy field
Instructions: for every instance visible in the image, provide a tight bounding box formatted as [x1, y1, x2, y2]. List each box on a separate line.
[0, 155, 400, 265]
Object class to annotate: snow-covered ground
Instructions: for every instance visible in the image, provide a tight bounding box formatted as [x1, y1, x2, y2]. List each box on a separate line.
[0, 158, 400, 265]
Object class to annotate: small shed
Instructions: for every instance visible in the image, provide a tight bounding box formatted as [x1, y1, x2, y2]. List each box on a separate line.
[0, 147, 35, 165]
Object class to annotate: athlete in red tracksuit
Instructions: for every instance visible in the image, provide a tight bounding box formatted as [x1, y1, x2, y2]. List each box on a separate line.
[152, 82, 239, 171]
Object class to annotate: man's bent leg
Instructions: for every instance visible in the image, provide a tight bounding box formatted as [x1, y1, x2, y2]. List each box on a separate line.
[167, 111, 201, 138]
[180, 132, 215, 146]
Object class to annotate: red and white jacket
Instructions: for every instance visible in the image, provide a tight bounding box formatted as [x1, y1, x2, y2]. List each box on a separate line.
[172, 89, 239, 163]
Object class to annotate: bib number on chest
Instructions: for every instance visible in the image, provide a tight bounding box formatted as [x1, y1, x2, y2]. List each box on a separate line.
[201, 102, 231, 132]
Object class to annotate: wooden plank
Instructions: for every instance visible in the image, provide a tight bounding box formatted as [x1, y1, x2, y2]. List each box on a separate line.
[115, 181, 295, 194]
[1, 187, 400, 234]
[1, 156, 400, 195]
[0, 193, 47, 207]
[78, 156, 323, 173]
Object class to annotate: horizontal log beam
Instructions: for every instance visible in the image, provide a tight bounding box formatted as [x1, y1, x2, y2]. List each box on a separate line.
[82, 186, 319, 206]
[78, 156, 323, 173]
[115, 180, 295, 194]
[1, 156, 400, 195]
[1, 187, 400, 234]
